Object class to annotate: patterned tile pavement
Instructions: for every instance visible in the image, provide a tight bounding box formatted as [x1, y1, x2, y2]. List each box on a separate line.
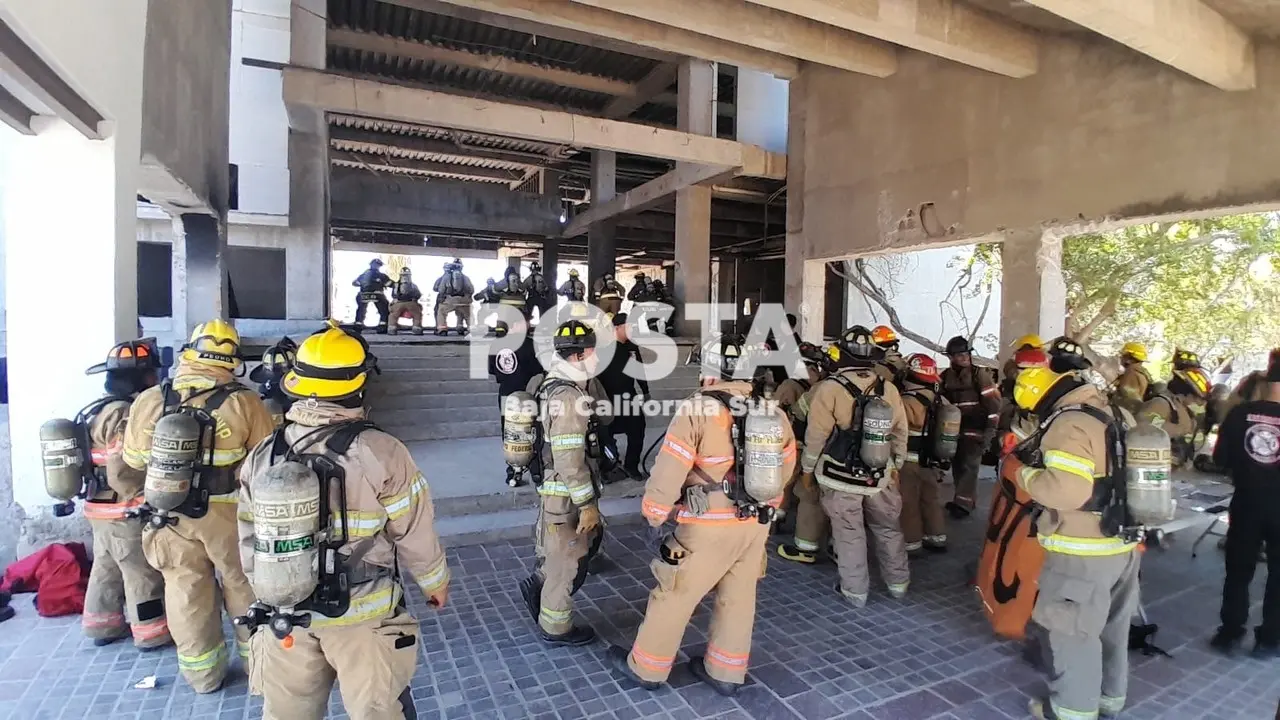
[2, 492, 1278, 720]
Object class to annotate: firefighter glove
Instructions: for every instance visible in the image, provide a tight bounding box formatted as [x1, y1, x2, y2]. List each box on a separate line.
[576, 504, 601, 535]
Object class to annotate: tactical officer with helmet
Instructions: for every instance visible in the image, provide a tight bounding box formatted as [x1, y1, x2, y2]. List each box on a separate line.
[898, 353, 957, 553]
[249, 338, 297, 428]
[1006, 367, 1141, 720]
[518, 319, 607, 646]
[592, 272, 625, 316]
[122, 320, 275, 693]
[42, 340, 171, 649]
[1139, 350, 1211, 467]
[940, 336, 1001, 518]
[351, 259, 393, 333]
[1111, 341, 1152, 415]
[802, 326, 910, 606]
[611, 335, 796, 696]
[523, 260, 555, 320]
[236, 321, 449, 720]
[871, 325, 908, 384]
[558, 268, 587, 302]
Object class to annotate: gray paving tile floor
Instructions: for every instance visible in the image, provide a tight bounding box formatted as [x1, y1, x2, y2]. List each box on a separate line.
[2, 489, 1278, 720]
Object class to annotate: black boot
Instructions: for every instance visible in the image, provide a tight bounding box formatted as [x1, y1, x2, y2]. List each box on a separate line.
[1252, 629, 1280, 660]
[505, 467, 524, 488]
[945, 501, 971, 520]
[608, 645, 660, 690]
[539, 625, 597, 647]
[687, 656, 741, 697]
[1210, 626, 1246, 655]
[92, 635, 124, 647]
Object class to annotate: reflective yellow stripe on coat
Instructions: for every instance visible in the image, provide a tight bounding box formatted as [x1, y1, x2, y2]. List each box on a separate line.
[1038, 534, 1136, 556]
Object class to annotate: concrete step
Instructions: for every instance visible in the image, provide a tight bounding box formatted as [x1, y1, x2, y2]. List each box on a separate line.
[436, 496, 643, 547]
[374, 406, 494, 425]
[379, 419, 500, 441]
[375, 355, 480, 371]
[367, 391, 496, 411]
[367, 378, 494, 396]
[374, 367, 480, 382]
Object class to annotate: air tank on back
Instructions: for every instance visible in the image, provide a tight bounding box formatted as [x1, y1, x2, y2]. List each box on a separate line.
[933, 402, 961, 462]
[40, 418, 85, 507]
[501, 391, 538, 470]
[250, 461, 322, 609]
[859, 396, 894, 472]
[1126, 422, 1175, 525]
[144, 412, 202, 512]
[743, 403, 786, 503]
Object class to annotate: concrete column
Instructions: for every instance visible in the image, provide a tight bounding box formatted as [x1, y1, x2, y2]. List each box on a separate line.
[541, 238, 560, 296]
[172, 214, 230, 339]
[783, 68, 822, 341]
[588, 151, 616, 284]
[736, 69, 788, 153]
[674, 58, 716, 338]
[1000, 229, 1067, 358]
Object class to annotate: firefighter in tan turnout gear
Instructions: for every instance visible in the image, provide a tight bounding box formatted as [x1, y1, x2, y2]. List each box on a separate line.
[897, 353, 958, 553]
[518, 319, 606, 646]
[123, 319, 275, 693]
[1138, 350, 1211, 468]
[40, 340, 171, 648]
[236, 322, 449, 720]
[777, 343, 833, 563]
[1007, 367, 1142, 720]
[871, 325, 907, 384]
[802, 326, 910, 607]
[611, 335, 796, 696]
[940, 335, 1001, 518]
[1110, 341, 1152, 415]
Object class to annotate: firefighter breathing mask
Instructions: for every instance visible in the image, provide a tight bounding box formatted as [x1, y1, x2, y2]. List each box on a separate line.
[181, 319, 242, 371]
[283, 323, 369, 402]
[690, 335, 746, 381]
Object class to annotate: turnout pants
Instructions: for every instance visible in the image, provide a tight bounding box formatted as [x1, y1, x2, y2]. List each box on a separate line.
[820, 483, 910, 600]
[354, 294, 389, 328]
[387, 301, 423, 333]
[83, 511, 170, 648]
[534, 501, 593, 635]
[141, 500, 254, 693]
[950, 438, 984, 511]
[249, 607, 420, 720]
[898, 463, 946, 547]
[792, 477, 829, 554]
[435, 297, 471, 331]
[1033, 550, 1141, 720]
[628, 521, 769, 685]
[597, 297, 622, 316]
[1220, 495, 1280, 645]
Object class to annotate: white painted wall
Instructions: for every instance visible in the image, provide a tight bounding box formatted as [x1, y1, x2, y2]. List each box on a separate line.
[0, 0, 150, 510]
[736, 69, 788, 153]
[230, 0, 290, 215]
[846, 245, 1003, 361]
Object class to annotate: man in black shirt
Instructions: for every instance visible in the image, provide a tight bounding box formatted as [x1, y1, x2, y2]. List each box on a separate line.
[490, 318, 544, 487]
[1210, 349, 1280, 659]
[599, 314, 650, 480]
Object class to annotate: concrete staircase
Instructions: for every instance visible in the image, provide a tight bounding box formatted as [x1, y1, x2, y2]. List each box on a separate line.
[364, 337, 702, 442]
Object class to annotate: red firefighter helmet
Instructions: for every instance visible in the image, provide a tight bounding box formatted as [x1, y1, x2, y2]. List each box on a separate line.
[905, 353, 940, 384]
[1013, 347, 1050, 369]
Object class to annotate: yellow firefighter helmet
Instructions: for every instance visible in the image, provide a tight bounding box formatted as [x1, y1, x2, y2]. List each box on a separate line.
[1121, 341, 1148, 362]
[181, 319, 242, 370]
[1013, 366, 1069, 412]
[283, 324, 369, 400]
[1011, 333, 1045, 350]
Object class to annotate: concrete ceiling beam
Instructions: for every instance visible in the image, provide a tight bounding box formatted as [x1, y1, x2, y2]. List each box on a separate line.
[563, 163, 738, 237]
[329, 127, 548, 171]
[414, 0, 802, 79]
[1022, 0, 1255, 90]
[741, 0, 1037, 78]
[331, 150, 525, 182]
[0, 18, 104, 138]
[327, 28, 638, 98]
[567, 0, 897, 77]
[604, 62, 678, 119]
[284, 67, 786, 178]
[0, 84, 35, 135]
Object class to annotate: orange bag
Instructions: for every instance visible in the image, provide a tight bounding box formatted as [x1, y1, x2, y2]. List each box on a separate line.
[976, 457, 1044, 640]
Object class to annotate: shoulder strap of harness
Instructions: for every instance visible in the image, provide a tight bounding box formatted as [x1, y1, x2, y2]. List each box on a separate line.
[1156, 393, 1181, 425]
[75, 396, 125, 426]
[325, 421, 381, 456]
[797, 378, 811, 392]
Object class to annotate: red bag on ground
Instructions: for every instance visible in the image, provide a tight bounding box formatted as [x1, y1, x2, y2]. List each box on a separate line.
[0, 542, 91, 617]
[976, 458, 1044, 640]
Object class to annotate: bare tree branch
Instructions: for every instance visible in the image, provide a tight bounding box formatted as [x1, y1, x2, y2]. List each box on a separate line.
[1073, 293, 1118, 344]
[833, 262, 997, 365]
[968, 288, 993, 345]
